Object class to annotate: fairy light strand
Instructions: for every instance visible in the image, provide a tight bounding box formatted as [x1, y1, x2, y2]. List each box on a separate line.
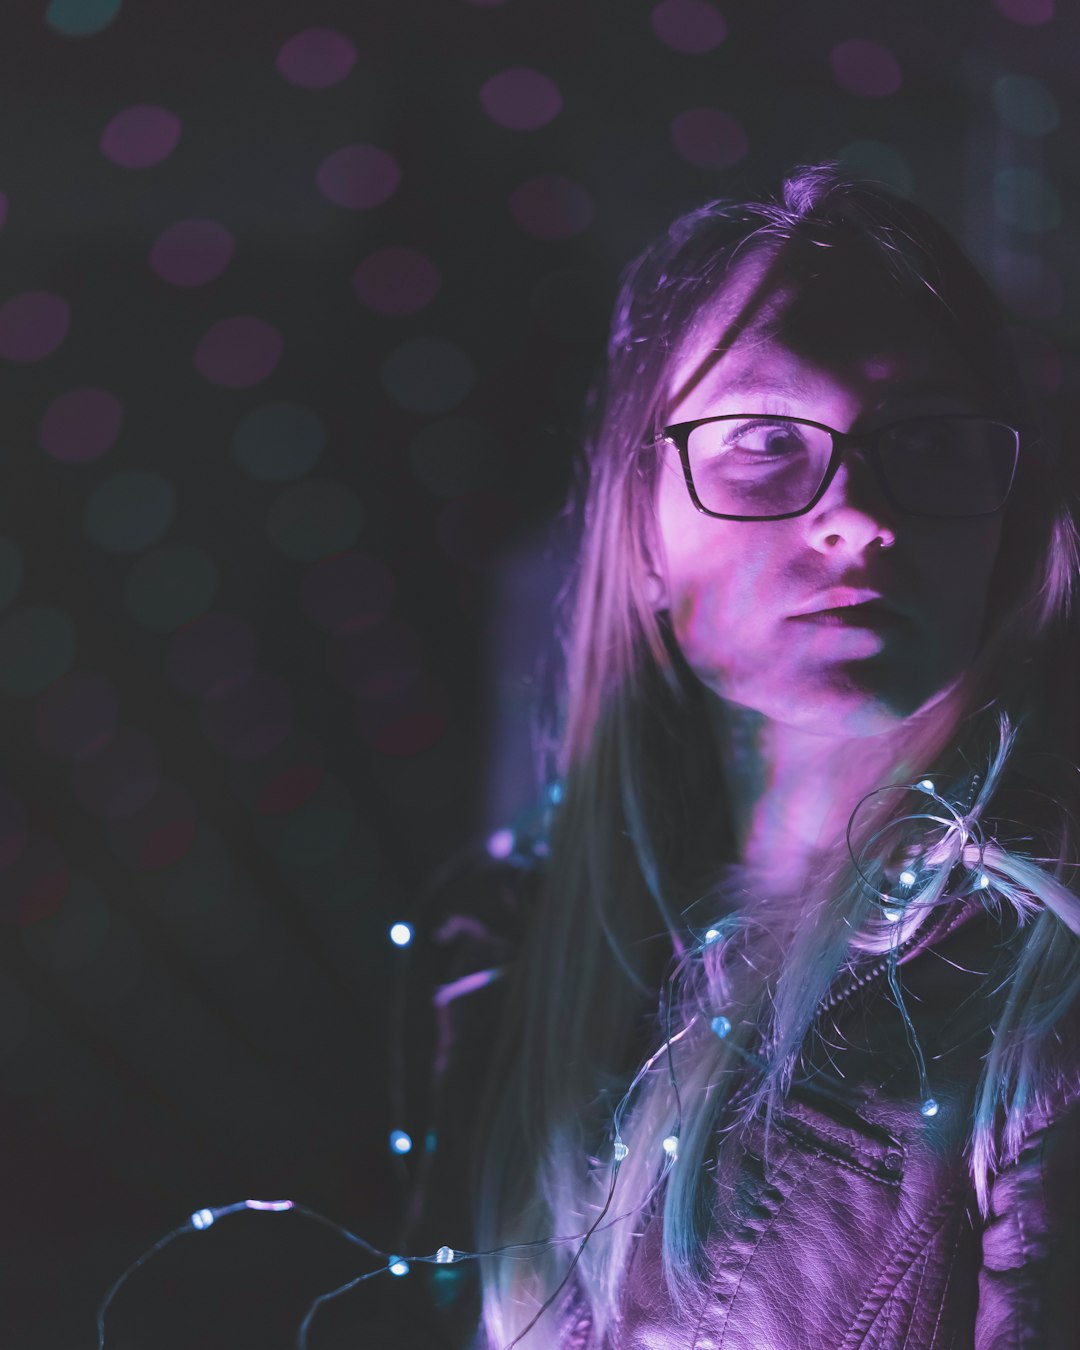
[96, 768, 1009, 1350]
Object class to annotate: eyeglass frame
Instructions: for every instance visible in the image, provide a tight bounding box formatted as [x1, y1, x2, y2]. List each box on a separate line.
[659, 412, 1022, 522]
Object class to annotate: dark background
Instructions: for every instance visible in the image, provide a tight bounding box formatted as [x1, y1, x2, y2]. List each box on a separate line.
[0, 0, 1076, 1345]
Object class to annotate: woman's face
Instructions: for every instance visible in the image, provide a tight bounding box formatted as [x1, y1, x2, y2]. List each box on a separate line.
[654, 245, 1004, 738]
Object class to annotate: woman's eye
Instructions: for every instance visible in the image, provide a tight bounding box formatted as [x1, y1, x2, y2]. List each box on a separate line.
[725, 422, 807, 455]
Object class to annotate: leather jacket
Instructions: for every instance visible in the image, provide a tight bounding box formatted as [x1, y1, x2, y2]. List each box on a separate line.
[386, 852, 1080, 1350]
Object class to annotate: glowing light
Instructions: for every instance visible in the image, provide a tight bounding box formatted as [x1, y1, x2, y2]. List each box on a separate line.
[388, 1258, 409, 1276]
[976, 874, 990, 890]
[389, 922, 413, 947]
[899, 870, 916, 887]
[662, 1134, 679, 1156]
[435, 1245, 456, 1263]
[191, 1208, 215, 1229]
[613, 1140, 629, 1161]
[883, 907, 902, 922]
[920, 1098, 940, 1118]
[245, 1199, 293, 1211]
[703, 928, 721, 944]
[547, 780, 564, 805]
[390, 1129, 413, 1154]
[486, 828, 514, 859]
[710, 1014, 731, 1038]
[917, 779, 935, 793]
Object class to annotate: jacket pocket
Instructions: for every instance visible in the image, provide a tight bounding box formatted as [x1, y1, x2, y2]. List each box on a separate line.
[772, 1088, 906, 1184]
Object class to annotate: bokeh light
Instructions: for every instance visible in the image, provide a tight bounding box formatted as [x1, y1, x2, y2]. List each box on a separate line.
[993, 166, 1062, 232]
[0, 291, 70, 362]
[46, 0, 121, 36]
[670, 107, 747, 169]
[149, 218, 235, 286]
[300, 552, 394, 634]
[256, 763, 323, 815]
[353, 674, 449, 756]
[110, 781, 199, 871]
[0, 607, 76, 694]
[71, 726, 161, 821]
[123, 545, 218, 631]
[5, 833, 70, 925]
[992, 74, 1059, 135]
[994, 0, 1053, 23]
[380, 336, 476, 415]
[0, 539, 21, 612]
[436, 493, 519, 568]
[84, 471, 175, 553]
[34, 671, 119, 760]
[39, 387, 123, 462]
[408, 418, 501, 497]
[650, 0, 727, 54]
[479, 69, 562, 130]
[166, 613, 259, 699]
[509, 174, 594, 240]
[201, 672, 293, 759]
[194, 316, 283, 388]
[327, 619, 423, 698]
[836, 140, 914, 196]
[231, 402, 327, 482]
[268, 774, 356, 866]
[830, 39, 902, 98]
[352, 246, 441, 317]
[100, 105, 181, 169]
[265, 480, 365, 562]
[21, 885, 110, 970]
[0, 785, 28, 871]
[276, 28, 358, 89]
[316, 145, 401, 210]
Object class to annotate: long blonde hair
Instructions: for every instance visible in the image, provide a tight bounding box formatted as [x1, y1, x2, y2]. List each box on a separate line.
[474, 166, 1080, 1347]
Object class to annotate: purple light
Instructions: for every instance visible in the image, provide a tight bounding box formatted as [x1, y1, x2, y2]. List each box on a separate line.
[830, 39, 902, 98]
[650, 0, 727, 54]
[670, 107, 748, 170]
[479, 68, 562, 131]
[39, 387, 123, 462]
[352, 246, 441, 317]
[316, 144, 401, 210]
[300, 552, 394, 635]
[201, 672, 293, 760]
[0, 292, 70, 362]
[995, 0, 1054, 22]
[194, 317, 283, 389]
[165, 613, 259, 700]
[149, 218, 234, 287]
[486, 827, 514, 859]
[245, 1199, 294, 1211]
[71, 726, 161, 821]
[100, 104, 181, 169]
[276, 28, 357, 89]
[433, 966, 504, 1006]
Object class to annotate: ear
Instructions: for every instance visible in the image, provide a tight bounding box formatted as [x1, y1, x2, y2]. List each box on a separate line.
[644, 569, 669, 611]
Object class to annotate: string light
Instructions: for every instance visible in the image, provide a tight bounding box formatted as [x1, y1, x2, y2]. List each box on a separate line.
[661, 1134, 679, 1157]
[435, 1246, 457, 1264]
[917, 779, 935, 793]
[920, 1098, 940, 1118]
[710, 1014, 731, 1039]
[389, 921, 413, 947]
[613, 1139, 630, 1161]
[898, 869, 916, 887]
[388, 1258, 410, 1277]
[389, 1129, 413, 1155]
[703, 927, 721, 944]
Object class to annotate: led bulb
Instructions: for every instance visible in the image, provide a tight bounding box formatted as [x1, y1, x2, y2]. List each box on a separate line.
[917, 779, 935, 794]
[882, 907, 902, 923]
[920, 1098, 940, 1118]
[486, 828, 514, 859]
[389, 1258, 409, 1277]
[613, 1140, 629, 1162]
[662, 1135, 679, 1157]
[710, 1015, 731, 1039]
[975, 874, 990, 890]
[389, 922, 413, 948]
[703, 928, 721, 945]
[390, 1129, 413, 1155]
[435, 1245, 456, 1264]
[898, 870, 916, 887]
[191, 1208, 215, 1230]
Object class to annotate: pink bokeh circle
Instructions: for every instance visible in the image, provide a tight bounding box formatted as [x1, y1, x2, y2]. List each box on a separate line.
[479, 68, 562, 131]
[100, 104, 182, 169]
[352, 246, 440, 317]
[0, 292, 70, 362]
[830, 39, 902, 98]
[71, 726, 161, 821]
[194, 316, 283, 389]
[316, 145, 401, 210]
[34, 671, 119, 760]
[150, 219, 234, 286]
[670, 107, 747, 169]
[301, 552, 394, 634]
[276, 28, 358, 89]
[40, 387, 123, 462]
[650, 0, 727, 54]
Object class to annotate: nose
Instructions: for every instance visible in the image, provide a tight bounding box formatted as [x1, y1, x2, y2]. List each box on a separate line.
[804, 450, 896, 555]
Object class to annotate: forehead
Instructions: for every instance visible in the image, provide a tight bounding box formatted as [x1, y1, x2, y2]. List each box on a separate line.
[666, 240, 982, 415]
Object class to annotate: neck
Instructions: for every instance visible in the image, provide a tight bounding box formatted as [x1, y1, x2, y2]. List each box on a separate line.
[707, 696, 916, 900]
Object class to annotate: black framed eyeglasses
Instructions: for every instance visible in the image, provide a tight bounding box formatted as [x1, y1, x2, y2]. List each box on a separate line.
[661, 413, 1021, 522]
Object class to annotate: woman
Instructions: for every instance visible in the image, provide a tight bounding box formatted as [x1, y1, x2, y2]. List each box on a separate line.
[406, 165, 1080, 1348]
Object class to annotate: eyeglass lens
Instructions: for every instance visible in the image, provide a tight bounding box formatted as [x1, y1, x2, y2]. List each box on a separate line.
[685, 416, 1017, 518]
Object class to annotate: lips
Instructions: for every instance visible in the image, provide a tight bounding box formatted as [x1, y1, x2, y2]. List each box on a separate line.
[787, 587, 909, 629]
